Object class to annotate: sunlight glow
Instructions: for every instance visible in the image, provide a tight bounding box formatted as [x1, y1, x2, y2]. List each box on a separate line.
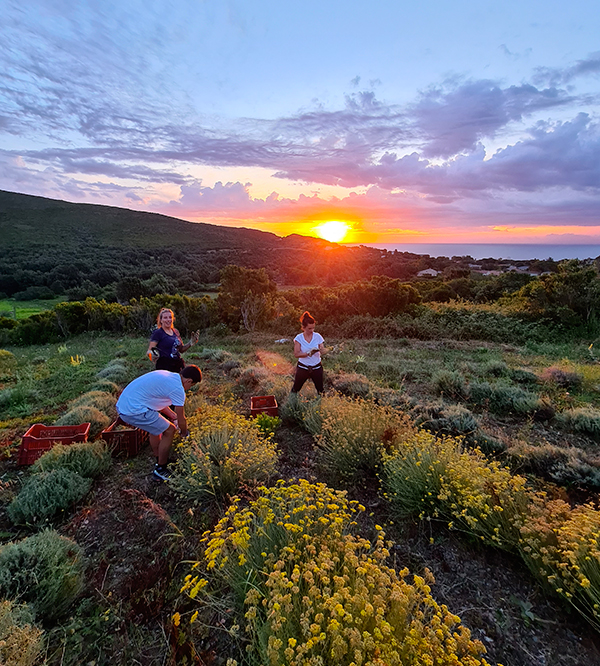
[314, 220, 349, 243]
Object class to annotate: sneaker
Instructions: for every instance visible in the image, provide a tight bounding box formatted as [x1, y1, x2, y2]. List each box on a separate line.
[153, 464, 172, 481]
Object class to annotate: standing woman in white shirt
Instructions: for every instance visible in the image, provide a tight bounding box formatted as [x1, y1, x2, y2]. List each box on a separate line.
[291, 311, 326, 395]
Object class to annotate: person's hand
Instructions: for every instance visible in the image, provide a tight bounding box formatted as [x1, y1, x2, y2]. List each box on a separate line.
[189, 330, 200, 347]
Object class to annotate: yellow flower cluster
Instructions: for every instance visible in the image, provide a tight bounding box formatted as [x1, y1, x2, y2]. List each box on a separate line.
[182, 480, 489, 666]
[384, 429, 600, 630]
[517, 496, 600, 626]
[171, 404, 278, 503]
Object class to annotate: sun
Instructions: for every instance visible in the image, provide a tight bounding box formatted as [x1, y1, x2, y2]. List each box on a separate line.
[314, 220, 349, 243]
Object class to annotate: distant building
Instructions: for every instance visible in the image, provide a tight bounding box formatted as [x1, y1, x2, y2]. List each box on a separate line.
[417, 268, 440, 277]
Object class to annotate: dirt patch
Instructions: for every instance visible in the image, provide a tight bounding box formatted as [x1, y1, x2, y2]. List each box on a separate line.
[255, 349, 294, 375]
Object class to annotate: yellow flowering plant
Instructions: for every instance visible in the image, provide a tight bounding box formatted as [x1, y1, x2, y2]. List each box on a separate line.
[315, 395, 413, 485]
[171, 405, 278, 504]
[181, 480, 490, 666]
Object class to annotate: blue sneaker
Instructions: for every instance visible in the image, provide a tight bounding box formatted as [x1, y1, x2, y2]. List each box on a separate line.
[153, 464, 172, 481]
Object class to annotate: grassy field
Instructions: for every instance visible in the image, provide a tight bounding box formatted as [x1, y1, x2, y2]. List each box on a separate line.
[3, 331, 600, 665]
[0, 297, 65, 320]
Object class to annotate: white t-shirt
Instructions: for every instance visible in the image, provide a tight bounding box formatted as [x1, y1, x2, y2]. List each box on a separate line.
[294, 332, 324, 367]
[117, 370, 185, 415]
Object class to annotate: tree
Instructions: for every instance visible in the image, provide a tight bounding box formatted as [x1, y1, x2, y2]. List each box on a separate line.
[217, 266, 277, 331]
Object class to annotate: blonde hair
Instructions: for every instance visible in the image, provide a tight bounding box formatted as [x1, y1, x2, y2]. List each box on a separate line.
[157, 308, 175, 326]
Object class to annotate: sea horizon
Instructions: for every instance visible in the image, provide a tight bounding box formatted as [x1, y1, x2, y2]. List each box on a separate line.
[344, 243, 600, 261]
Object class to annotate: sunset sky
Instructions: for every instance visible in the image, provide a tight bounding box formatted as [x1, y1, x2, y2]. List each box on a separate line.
[1, 0, 599, 245]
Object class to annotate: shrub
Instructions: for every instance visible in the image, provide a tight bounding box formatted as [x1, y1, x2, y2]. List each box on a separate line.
[0, 600, 43, 666]
[0, 349, 18, 380]
[315, 395, 413, 485]
[555, 407, 600, 438]
[7, 469, 92, 525]
[414, 402, 478, 437]
[32, 440, 111, 478]
[0, 387, 40, 413]
[197, 347, 232, 362]
[0, 529, 84, 620]
[376, 362, 403, 383]
[509, 368, 539, 385]
[69, 390, 116, 415]
[181, 481, 490, 666]
[432, 370, 468, 401]
[89, 379, 120, 394]
[280, 393, 324, 435]
[236, 365, 269, 390]
[483, 361, 509, 377]
[539, 366, 583, 389]
[55, 405, 111, 439]
[469, 381, 541, 415]
[171, 405, 278, 504]
[508, 442, 600, 489]
[328, 371, 372, 399]
[96, 360, 128, 383]
[383, 431, 530, 549]
[253, 413, 281, 438]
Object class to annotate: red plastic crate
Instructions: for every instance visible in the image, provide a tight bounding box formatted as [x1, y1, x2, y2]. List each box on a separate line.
[18, 423, 90, 465]
[250, 395, 278, 417]
[101, 418, 149, 457]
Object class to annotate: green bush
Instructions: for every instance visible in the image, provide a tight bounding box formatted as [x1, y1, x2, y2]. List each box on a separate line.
[0, 386, 40, 414]
[69, 390, 116, 415]
[469, 381, 541, 415]
[432, 369, 468, 400]
[483, 361, 509, 377]
[55, 405, 111, 439]
[32, 440, 111, 478]
[556, 407, 600, 438]
[414, 402, 478, 437]
[280, 393, 324, 435]
[171, 405, 278, 504]
[509, 368, 539, 385]
[0, 600, 43, 666]
[328, 371, 373, 399]
[253, 412, 281, 438]
[89, 379, 120, 394]
[0, 349, 18, 380]
[7, 469, 92, 525]
[95, 360, 128, 384]
[508, 441, 600, 488]
[0, 530, 84, 620]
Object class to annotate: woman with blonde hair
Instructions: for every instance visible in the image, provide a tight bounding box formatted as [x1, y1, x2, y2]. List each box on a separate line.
[147, 308, 199, 373]
[291, 311, 325, 395]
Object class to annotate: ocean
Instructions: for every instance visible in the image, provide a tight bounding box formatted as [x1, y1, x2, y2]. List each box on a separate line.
[347, 244, 600, 261]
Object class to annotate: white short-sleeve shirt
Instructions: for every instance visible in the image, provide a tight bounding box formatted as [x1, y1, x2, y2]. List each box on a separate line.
[117, 370, 185, 415]
[294, 332, 324, 367]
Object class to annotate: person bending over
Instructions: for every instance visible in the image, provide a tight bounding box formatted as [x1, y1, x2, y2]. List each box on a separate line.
[116, 365, 202, 480]
[291, 311, 325, 395]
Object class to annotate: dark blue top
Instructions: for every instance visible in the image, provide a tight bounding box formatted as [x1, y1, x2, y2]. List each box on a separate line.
[150, 327, 182, 359]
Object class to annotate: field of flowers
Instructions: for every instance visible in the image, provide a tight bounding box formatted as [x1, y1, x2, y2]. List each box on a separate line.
[2, 332, 600, 664]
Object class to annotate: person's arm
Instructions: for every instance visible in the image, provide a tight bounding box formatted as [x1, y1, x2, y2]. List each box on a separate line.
[174, 405, 188, 436]
[178, 329, 199, 353]
[159, 405, 177, 422]
[294, 339, 312, 359]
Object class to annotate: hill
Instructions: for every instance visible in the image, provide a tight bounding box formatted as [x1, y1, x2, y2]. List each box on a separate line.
[0, 189, 322, 251]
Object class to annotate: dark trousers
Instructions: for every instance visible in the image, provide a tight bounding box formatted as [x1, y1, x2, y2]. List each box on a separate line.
[291, 364, 324, 394]
[156, 356, 185, 373]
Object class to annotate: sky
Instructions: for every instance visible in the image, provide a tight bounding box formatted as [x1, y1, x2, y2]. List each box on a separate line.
[1, 0, 600, 245]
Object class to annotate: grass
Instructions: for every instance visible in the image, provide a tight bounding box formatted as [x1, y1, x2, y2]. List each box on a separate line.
[0, 334, 147, 420]
[0, 298, 65, 320]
